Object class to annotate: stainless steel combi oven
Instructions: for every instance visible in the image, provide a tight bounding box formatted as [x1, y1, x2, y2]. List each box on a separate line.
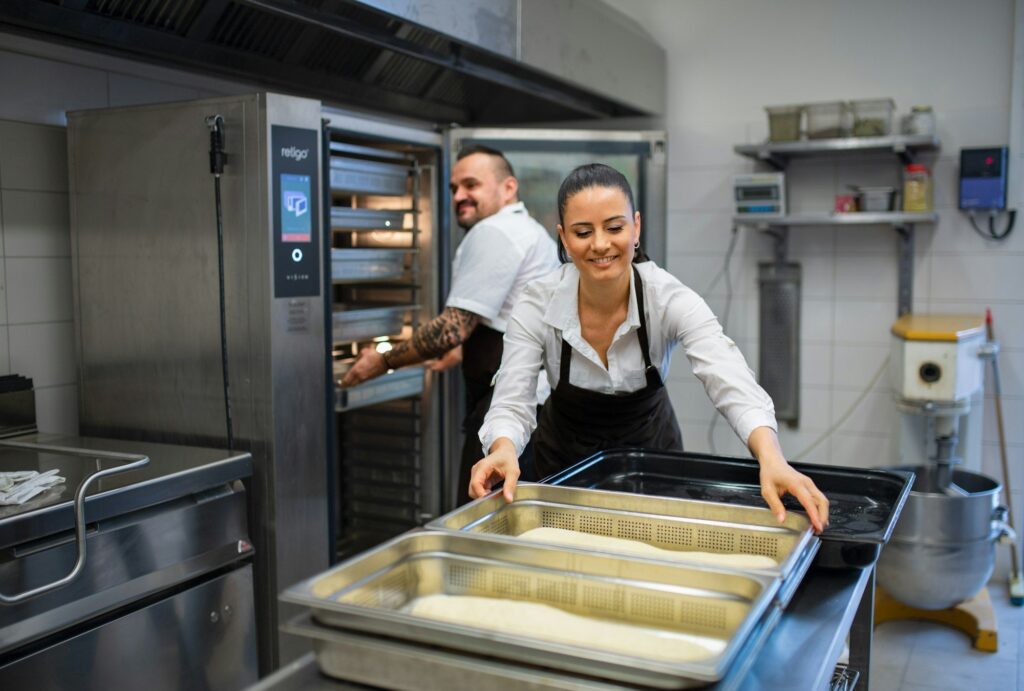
[67, 93, 667, 673]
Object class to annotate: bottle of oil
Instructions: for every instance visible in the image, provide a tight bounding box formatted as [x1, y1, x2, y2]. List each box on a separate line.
[903, 164, 933, 212]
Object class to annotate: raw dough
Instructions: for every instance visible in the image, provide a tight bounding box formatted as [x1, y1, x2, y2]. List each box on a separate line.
[408, 594, 722, 662]
[517, 527, 777, 569]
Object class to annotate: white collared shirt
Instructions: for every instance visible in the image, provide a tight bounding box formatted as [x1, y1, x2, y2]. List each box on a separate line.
[446, 201, 559, 333]
[478, 261, 778, 456]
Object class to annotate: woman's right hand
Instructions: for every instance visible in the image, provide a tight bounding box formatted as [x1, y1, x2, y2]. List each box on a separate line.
[468, 438, 520, 503]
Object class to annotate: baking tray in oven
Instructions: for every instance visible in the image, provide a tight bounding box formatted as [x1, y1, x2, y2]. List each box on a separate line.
[329, 157, 409, 196]
[331, 248, 412, 283]
[428, 483, 817, 607]
[282, 530, 780, 689]
[331, 303, 416, 342]
[334, 366, 424, 412]
[330, 207, 406, 231]
[546, 448, 913, 568]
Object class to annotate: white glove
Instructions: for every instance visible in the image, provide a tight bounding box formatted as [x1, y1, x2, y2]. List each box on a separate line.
[0, 469, 65, 505]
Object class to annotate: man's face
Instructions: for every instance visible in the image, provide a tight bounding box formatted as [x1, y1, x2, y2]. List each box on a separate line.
[450, 153, 515, 229]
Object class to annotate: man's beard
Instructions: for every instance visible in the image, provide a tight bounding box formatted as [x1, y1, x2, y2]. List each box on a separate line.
[456, 203, 477, 230]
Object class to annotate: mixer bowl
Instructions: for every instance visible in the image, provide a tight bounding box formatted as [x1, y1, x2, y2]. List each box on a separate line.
[877, 466, 1006, 610]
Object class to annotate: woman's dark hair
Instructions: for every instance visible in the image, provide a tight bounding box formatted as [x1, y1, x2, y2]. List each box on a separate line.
[555, 163, 649, 263]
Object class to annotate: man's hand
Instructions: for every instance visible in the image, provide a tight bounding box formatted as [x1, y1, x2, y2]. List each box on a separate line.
[426, 345, 463, 372]
[340, 347, 387, 388]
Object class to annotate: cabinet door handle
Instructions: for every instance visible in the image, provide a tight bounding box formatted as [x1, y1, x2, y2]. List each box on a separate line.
[0, 441, 149, 605]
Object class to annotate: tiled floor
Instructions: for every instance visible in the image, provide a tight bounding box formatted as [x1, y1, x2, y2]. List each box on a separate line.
[870, 580, 1023, 691]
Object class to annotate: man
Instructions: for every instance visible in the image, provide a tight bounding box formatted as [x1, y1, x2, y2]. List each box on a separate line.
[341, 145, 558, 503]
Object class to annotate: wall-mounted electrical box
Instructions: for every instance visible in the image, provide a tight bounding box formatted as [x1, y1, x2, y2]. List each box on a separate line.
[959, 146, 1008, 210]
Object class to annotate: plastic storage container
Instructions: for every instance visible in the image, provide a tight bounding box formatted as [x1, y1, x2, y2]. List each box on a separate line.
[850, 185, 897, 212]
[765, 105, 803, 142]
[850, 98, 895, 137]
[902, 164, 933, 212]
[805, 101, 849, 139]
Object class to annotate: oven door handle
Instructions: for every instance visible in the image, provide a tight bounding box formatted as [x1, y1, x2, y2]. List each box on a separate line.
[0, 441, 149, 605]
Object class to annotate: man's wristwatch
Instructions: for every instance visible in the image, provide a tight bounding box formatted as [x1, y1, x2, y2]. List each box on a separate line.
[381, 350, 394, 371]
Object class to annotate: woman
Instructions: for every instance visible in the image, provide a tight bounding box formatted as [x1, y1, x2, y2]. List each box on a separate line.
[470, 164, 828, 532]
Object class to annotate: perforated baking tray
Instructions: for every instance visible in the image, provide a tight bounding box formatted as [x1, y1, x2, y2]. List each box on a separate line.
[331, 303, 415, 342]
[329, 157, 409, 196]
[282, 530, 779, 688]
[331, 248, 411, 283]
[334, 366, 424, 412]
[427, 484, 817, 607]
[330, 207, 406, 231]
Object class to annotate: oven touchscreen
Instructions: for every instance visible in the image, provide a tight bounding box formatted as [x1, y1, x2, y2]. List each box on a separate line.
[281, 173, 312, 243]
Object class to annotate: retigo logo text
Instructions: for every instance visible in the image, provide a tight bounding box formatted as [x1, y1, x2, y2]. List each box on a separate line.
[281, 146, 309, 161]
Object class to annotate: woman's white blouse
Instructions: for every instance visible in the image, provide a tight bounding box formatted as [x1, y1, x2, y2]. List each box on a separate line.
[477, 261, 778, 457]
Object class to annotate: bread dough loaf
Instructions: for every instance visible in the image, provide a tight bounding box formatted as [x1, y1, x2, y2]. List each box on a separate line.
[408, 594, 722, 662]
[517, 527, 777, 569]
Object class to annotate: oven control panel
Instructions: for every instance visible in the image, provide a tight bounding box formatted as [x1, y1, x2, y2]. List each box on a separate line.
[272, 125, 320, 298]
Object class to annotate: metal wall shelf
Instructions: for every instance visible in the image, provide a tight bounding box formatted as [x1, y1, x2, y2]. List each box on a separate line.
[734, 212, 938, 229]
[734, 134, 940, 168]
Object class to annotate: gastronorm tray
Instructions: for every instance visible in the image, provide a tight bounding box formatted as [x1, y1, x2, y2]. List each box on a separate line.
[334, 366, 424, 412]
[330, 156, 409, 196]
[546, 448, 914, 568]
[331, 248, 412, 283]
[427, 484, 817, 592]
[331, 303, 416, 342]
[330, 207, 406, 231]
[282, 530, 780, 688]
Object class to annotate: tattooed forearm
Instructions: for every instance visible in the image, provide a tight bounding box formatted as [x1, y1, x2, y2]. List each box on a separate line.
[385, 307, 479, 369]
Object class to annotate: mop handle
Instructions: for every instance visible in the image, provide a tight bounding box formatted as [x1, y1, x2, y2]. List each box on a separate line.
[986, 309, 1019, 566]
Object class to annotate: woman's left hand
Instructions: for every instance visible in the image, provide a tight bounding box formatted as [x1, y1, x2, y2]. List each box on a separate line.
[759, 457, 829, 534]
[747, 427, 828, 534]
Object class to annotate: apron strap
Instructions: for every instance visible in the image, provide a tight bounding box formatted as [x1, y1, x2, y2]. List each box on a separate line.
[632, 266, 656, 373]
[559, 336, 573, 381]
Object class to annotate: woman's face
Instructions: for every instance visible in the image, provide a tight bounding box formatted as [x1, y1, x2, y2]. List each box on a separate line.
[558, 185, 640, 285]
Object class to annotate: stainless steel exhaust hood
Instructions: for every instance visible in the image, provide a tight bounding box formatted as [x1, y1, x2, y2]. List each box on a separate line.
[0, 0, 664, 124]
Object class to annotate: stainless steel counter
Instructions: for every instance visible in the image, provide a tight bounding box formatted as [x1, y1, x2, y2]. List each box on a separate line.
[249, 565, 874, 691]
[0, 434, 258, 690]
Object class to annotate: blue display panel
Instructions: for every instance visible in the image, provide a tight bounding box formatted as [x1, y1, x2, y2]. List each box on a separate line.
[281, 173, 312, 243]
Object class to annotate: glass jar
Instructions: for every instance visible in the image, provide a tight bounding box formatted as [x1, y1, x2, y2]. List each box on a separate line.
[903, 106, 935, 136]
[902, 164, 933, 212]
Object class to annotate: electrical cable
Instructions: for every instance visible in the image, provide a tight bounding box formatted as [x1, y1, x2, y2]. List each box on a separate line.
[969, 209, 1016, 241]
[206, 114, 234, 453]
[790, 355, 891, 462]
[704, 225, 740, 454]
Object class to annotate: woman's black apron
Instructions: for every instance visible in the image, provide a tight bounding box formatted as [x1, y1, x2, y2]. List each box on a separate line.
[532, 266, 683, 479]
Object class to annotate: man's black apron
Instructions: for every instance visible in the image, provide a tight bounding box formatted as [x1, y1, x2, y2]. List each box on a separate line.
[532, 266, 683, 479]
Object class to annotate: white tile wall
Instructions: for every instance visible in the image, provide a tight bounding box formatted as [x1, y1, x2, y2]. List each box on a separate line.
[8, 322, 77, 387]
[2, 190, 71, 257]
[5, 258, 73, 324]
[0, 51, 107, 126]
[0, 33, 242, 434]
[609, 0, 1022, 468]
